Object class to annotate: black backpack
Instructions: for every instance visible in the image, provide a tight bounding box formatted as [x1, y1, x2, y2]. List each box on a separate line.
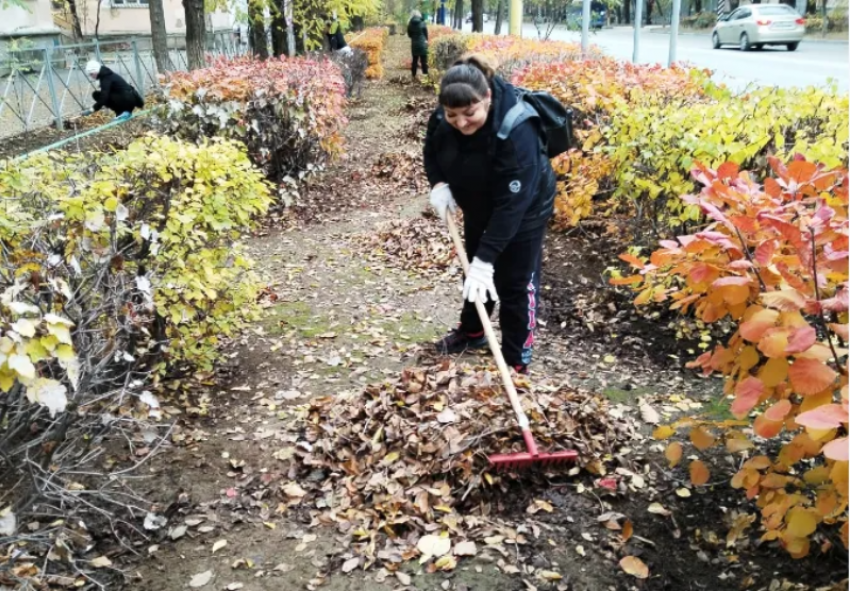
[496, 88, 574, 158]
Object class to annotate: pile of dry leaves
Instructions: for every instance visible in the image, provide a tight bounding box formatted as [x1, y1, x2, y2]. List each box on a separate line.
[353, 214, 459, 276]
[278, 361, 639, 575]
[370, 150, 428, 195]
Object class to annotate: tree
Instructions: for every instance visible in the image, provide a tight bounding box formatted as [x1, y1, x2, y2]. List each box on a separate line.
[148, 0, 172, 73]
[271, 2, 288, 56]
[249, 0, 270, 58]
[453, 0, 464, 28]
[471, 0, 483, 30]
[493, 0, 505, 32]
[64, 0, 84, 41]
[183, 0, 206, 70]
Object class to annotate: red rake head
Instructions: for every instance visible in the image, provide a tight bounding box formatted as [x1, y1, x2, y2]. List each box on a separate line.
[488, 449, 578, 472]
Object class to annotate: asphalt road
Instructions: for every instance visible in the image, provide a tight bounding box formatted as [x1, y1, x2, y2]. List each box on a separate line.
[462, 22, 849, 92]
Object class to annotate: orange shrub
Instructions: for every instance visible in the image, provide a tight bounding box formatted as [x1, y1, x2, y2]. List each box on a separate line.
[618, 156, 849, 557]
[350, 27, 389, 79]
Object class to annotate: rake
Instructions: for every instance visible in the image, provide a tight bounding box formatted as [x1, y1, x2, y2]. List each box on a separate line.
[445, 214, 578, 471]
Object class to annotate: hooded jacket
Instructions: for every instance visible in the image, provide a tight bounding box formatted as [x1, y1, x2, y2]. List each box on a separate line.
[93, 66, 142, 112]
[423, 76, 556, 264]
[407, 16, 428, 56]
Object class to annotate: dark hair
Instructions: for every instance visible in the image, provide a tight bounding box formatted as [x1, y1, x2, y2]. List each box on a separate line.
[439, 54, 495, 108]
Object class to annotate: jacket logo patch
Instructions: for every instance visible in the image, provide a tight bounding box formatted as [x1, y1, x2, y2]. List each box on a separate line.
[509, 180, 522, 193]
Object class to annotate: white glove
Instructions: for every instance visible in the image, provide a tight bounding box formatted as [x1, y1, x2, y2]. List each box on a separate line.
[429, 183, 457, 222]
[463, 257, 498, 303]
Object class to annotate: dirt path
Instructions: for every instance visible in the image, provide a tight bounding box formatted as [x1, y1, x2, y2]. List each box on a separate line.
[125, 36, 846, 591]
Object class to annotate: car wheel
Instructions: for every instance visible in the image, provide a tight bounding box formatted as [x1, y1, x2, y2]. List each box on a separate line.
[787, 41, 800, 51]
[712, 31, 721, 49]
[739, 32, 751, 51]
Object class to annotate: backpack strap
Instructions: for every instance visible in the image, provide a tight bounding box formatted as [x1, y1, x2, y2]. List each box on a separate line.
[496, 101, 538, 141]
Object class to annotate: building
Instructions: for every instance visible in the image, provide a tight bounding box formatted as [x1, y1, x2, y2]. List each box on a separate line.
[0, 0, 62, 53]
[52, 0, 234, 39]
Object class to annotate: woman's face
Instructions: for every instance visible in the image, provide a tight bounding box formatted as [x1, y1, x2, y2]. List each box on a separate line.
[443, 91, 491, 136]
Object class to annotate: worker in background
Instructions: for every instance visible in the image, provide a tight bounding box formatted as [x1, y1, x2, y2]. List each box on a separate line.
[82, 60, 144, 120]
[325, 14, 351, 54]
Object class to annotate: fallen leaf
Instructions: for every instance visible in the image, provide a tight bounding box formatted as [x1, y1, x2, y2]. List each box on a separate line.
[619, 556, 649, 579]
[647, 503, 671, 516]
[538, 570, 563, 581]
[665, 442, 683, 468]
[453, 541, 477, 556]
[690, 460, 710, 486]
[396, 571, 412, 585]
[622, 520, 633, 542]
[226, 584, 244, 591]
[436, 408, 457, 424]
[639, 403, 660, 424]
[189, 570, 213, 588]
[575, 545, 586, 556]
[341, 557, 360, 573]
[90, 556, 112, 568]
[676, 488, 692, 498]
[417, 534, 451, 557]
[212, 539, 228, 553]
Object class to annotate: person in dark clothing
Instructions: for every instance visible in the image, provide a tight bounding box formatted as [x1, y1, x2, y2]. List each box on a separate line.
[407, 10, 429, 78]
[424, 55, 556, 374]
[325, 15, 349, 52]
[82, 60, 144, 120]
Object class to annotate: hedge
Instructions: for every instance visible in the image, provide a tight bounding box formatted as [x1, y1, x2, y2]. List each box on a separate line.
[350, 27, 390, 79]
[163, 55, 347, 184]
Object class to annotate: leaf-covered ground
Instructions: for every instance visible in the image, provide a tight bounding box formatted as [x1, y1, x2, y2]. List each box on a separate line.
[123, 36, 847, 591]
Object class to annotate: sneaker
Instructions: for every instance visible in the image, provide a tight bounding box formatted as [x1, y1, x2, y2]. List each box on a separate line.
[114, 112, 131, 121]
[513, 364, 529, 375]
[434, 328, 488, 355]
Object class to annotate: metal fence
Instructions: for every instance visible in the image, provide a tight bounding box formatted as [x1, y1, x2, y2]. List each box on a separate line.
[0, 32, 248, 139]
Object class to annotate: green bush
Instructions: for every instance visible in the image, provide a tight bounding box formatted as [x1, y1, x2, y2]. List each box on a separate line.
[604, 85, 849, 235]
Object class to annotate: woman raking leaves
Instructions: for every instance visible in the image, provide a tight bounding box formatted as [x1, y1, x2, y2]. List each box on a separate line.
[424, 55, 557, 374]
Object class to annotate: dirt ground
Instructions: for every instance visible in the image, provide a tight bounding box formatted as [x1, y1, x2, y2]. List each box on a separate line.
[105, 35, 849, 591]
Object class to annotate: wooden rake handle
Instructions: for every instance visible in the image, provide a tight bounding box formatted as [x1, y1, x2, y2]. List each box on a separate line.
[445, 214, 538, 455]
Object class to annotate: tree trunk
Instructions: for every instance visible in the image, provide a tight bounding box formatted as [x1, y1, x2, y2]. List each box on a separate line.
[66, 0, 84, 41]
[645, 0, 653, 24]
[471, 0, 484, 30]
[494, 0, 505, 33]
[182, 0, 206, 70]
[249, 0, 269, 58]
[820, 0, 827, 36]
[694, 0, 702, 12]
[94, 0, 103, 37]
[624, 0, 631, 24]
[271, 5, 287, 57]
[148, 0, 171, 72]
[453, 0, 464, 29]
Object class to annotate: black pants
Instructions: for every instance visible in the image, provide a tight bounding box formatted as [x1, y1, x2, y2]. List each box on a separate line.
[411, 54, 428, 77]
[459, 222, 545, 368]
[93, 90, 139, 116]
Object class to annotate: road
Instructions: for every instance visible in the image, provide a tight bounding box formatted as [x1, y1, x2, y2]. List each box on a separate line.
[461, 22, 849, 92]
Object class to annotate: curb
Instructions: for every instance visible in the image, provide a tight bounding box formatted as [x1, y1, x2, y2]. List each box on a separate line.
[644, 26, 848, 44]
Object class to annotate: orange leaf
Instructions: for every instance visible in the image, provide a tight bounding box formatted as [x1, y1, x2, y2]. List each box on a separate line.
[763, 399, 792, 422]
[763, 177, 782, 198]
[609, 275, 644, 286]
[690, 426, 716, 451]
[622, 520, 633, 542]
[796, 404, 848, 430]
[690, 460, 710, 486]
[665, 442, 683, 467]
[755, 240, 777, 266]
[761, 289, 807, 311]
[788, 358, 838, 396]
[653, 425, 676, 440]
[619, 253, 645, 269]
[758, 328, 790, 358]
[717, 161, 739, 180]
[787, 160, 817, 183]
[619, 556, 649, 579]
[823, 436, 849, 461]
[785, 325, 816, 355]
[830, 323, 849, 342]
[754, 415, 784, 438]
[739, 309, 779, 342]
[732, 377, 764, 418]
[716, 283, 751, 306]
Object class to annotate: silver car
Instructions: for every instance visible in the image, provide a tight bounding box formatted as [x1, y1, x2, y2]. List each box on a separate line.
[712, 4, 806, 52]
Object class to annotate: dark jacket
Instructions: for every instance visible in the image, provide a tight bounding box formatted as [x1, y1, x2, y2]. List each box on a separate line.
[423, 76, 556, 265]
[327, 20, 347, 50]
[407, 16, 428, 56]
[93, 66, 143, 112]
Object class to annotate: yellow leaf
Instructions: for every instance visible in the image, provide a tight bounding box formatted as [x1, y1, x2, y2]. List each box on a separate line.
[786, 507, 818, 538]
[653, 425, 676, 440]
[622, 520, 633, 542]
[619, 556, 649, 579]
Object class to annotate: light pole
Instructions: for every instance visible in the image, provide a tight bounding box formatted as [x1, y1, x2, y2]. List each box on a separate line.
[668, 0, 682, 65]
[633, 0, 643, 62]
